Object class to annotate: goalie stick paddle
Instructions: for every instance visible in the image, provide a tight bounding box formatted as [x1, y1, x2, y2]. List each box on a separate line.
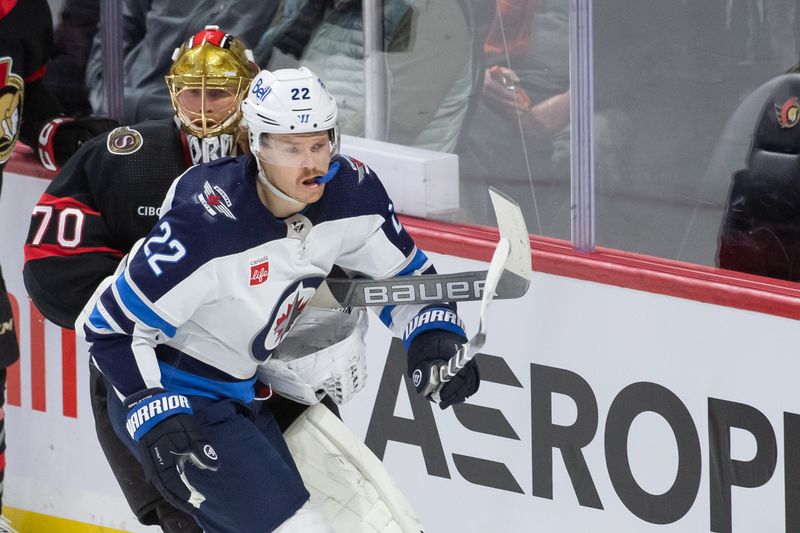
[312, 187, 531, 308]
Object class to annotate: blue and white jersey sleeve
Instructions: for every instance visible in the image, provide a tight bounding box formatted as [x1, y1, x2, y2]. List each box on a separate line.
[332, 172, 466, 348]
[79, 176, 216, 398]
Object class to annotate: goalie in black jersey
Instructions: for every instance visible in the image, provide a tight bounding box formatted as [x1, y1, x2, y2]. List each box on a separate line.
[23, 26, 258, 533]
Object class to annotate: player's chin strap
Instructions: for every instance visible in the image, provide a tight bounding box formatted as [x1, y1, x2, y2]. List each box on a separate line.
[257, 171, 306, 209]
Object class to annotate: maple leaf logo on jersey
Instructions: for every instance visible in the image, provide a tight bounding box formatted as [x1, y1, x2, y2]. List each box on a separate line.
[272, 295, 308, 341]
[250, 278, 323, 362]
[198, 181, 236, 219]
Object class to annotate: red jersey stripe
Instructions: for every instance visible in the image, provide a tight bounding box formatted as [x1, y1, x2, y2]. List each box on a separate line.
[24, 63, 46, 83]
[0, 0, 17, 21]
[36, 193, 102, 216]
[24, 243, 124, 263]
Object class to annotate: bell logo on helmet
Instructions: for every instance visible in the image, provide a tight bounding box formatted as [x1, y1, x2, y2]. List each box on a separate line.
[412, 368, 423, 388]
[251, 78, 272, 101]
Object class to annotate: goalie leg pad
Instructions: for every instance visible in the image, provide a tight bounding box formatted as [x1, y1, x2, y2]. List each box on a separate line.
[273, 501, 332, 533]
[283, 403, 425, 533]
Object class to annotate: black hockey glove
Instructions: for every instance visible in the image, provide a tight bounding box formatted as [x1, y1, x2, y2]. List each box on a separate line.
[407, 329, 480, 410]
[37, 116, 118, 171]
[125, 389, 219, 509]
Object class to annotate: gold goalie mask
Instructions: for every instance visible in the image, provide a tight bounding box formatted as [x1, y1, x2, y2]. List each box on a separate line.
[165, 26, 258, 149]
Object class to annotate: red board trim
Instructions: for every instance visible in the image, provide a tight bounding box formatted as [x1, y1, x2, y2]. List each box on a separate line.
[9, 149, 800, 321]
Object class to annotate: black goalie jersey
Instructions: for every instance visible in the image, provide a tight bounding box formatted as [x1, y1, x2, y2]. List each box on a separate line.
[24, 119, 191, 328]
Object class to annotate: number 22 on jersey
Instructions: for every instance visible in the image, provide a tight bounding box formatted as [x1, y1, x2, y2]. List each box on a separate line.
[143, 221, 186, 276]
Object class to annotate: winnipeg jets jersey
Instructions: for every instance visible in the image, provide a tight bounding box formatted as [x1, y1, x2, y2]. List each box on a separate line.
[80, 154, 465, 401]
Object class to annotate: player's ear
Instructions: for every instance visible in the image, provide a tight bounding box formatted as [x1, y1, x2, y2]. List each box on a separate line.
[236, 126, 251, 155]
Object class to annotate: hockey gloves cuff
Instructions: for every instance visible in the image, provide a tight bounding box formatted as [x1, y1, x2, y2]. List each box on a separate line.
[37, 116, 118, 171]
[125, 389, 219, 509]
[406, 326, 480, 410]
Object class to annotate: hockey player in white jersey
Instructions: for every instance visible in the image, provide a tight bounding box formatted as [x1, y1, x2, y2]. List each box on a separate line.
[79, 66, 479, 532]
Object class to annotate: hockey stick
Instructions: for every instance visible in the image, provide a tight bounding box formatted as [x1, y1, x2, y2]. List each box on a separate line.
[311, 188, 531, 308]
[426, 189, 530, 402]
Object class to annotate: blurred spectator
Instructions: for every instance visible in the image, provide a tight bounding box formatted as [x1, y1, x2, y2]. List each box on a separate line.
[717, 73, 800, 281]
[42, 0, 100, 116]
[459, 0, 634, 232]
[262, 0, 494, 154]
[86, 0, 279, 123]
[596, 1, 798, 262]
[681, 2, 800, 266]
[681, 75, 784, 267]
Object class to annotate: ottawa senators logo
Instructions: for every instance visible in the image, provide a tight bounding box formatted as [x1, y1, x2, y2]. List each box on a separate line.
[0, 58, 24, 164]
[106, 126, 144, 155]
[775, 97, 800, 129]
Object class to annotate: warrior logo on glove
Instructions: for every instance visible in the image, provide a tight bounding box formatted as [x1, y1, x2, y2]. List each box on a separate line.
[412, 368, 424, 388]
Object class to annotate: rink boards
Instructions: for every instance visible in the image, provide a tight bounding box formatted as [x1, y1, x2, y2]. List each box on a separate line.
[3, 169, 800, 532]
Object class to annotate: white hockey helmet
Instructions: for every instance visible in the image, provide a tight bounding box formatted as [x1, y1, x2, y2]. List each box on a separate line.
[257, 307, 368, 405]
[241, 67, 340, 166]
